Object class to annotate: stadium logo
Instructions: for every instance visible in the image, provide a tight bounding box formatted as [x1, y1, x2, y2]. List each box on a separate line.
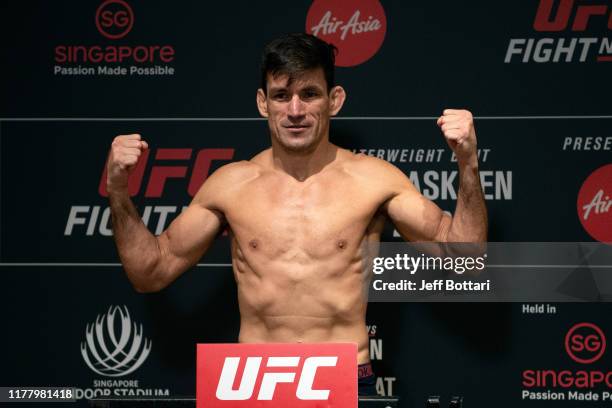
[95, 0, 134, 40]
[306, 0, 386, 67]
[81, 305, 152, 377]
[565, 322, 607, 364]
[577, 164, 612, 242]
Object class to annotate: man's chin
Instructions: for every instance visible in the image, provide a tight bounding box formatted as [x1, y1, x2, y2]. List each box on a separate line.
[284, 144, 316, 154]
[278, 139, 317, 154]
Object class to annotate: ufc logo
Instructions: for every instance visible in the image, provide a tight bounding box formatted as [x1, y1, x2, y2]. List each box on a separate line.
[216, 356, 337, 401]
[197, 343, 356, 407]
[99, 148, 234, 198]
[534, 0, 612, 31]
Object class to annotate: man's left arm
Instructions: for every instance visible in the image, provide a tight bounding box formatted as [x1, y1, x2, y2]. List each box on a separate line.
[384, 109, 487, 243]
[436, 109, 487, 242]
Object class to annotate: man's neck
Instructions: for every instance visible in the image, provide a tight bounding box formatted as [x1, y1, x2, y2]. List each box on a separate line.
[271, 140, 337, 181]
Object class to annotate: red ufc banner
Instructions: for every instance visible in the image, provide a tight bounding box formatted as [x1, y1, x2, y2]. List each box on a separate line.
[196, 343, 357, 407]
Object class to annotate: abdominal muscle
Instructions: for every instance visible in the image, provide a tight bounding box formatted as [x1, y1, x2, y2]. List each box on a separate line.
[232, 243, 372, 364]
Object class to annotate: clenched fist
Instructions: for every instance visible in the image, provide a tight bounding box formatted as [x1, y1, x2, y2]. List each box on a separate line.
[106, 134, 148, 193]
[436, 109, 478, 165]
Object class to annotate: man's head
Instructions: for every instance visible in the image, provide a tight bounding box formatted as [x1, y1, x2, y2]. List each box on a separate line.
[259, 33, 337, 93]
[257, 33, 346, 154]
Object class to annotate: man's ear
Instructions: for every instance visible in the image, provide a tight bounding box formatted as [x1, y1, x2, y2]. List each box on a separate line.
[256, 88, 268, 118]
[329, 86, 346, 116]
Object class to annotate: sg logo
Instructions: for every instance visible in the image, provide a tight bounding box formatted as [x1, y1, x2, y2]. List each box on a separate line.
[95, 0, 134, 40]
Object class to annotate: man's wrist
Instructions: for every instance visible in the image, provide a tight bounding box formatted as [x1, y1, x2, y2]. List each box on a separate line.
[457, 156, 479, 171]
[106, 183, 129, 196]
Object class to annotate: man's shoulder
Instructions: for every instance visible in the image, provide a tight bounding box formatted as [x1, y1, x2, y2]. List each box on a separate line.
[196, 157, 262, 194]
[191, 158, 263, 209]
[215, 159, 261, 178]
[331, 148, 413, 204]
[205, 159, 261, 190]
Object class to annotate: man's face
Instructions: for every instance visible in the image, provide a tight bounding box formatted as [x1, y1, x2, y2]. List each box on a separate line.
[257, 67, 345, 154]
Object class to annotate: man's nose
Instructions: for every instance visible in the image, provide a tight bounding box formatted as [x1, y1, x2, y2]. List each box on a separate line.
[287, 95, 305, 117]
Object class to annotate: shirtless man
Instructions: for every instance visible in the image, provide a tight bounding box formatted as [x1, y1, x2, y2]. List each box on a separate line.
[106, 33, 487, 395]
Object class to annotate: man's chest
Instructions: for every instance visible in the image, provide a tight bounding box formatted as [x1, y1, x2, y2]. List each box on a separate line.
[222, 175, 387, 256]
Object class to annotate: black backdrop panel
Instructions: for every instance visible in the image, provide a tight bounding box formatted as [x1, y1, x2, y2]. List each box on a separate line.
[1, 0, 611, 407]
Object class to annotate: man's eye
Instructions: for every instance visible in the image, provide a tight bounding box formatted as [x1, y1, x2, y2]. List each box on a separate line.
[273, 93, 288, 100]
[303, 91, 318, 98]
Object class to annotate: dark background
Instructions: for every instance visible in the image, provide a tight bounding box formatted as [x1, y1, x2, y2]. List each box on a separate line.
[1, 1, 611, 407]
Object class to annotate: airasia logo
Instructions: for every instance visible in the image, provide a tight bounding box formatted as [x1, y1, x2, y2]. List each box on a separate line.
[577, 164, 612, 242]
[565, 322, 607, 364]
[99, 148, 234, 198]
[306, 0, 386, 67]
[534, 0, 612, 31]
[197, 343, 357, 407]
[95, 0, 134, 40]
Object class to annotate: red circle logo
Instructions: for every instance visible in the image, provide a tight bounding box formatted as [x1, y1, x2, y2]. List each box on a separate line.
[577, 164, 612, 243]
[564, 322, 606, 364]
[95, 0, 134, 40]
[306, 0, 387, 67]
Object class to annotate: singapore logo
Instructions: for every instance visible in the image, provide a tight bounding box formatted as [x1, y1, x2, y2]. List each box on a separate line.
[81, 305, 152, 377]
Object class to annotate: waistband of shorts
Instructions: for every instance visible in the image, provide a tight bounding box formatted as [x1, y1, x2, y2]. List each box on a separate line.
[358, 362, 374, 379]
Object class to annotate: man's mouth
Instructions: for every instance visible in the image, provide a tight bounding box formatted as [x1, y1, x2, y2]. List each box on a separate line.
[284, 124, 310, 133]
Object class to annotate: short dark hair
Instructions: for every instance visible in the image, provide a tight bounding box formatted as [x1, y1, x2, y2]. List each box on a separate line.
[260, 33, 337, 94]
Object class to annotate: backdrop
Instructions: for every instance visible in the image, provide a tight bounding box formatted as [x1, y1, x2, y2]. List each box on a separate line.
[1, 0, 611, 407]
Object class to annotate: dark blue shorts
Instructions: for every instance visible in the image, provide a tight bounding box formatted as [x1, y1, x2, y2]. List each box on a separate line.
[358, 362, 377, 396]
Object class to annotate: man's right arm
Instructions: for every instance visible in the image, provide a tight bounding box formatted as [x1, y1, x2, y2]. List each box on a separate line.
[107, 134, 225, 293]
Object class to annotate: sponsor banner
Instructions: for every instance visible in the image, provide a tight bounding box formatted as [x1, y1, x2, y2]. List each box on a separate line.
[306, 0, 387, 67]
[4, 1, 611, 118]
[75, 305, 172, 401]
[0, 120, 261, 262]
[366, 323, 397, 397]
[196, 343, 357, 407]
[1, 1, 611, 406]
[53, 0, 177, 77]
[80, 305, 152, 377]
[521, 322, 612, 404]
[504, 0, 612, 64]
[1, 119, 610, 263]
[0, 266, 610, 407]
[577, 164, 612, 243]
[367, 243, 612, 302]
[0, 269, 197, 406]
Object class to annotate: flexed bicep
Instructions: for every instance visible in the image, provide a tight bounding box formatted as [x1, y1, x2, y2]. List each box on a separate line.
[151, 159, 258, 289]
[156, 202, 225, 287]
[385, 187, 451, 242]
